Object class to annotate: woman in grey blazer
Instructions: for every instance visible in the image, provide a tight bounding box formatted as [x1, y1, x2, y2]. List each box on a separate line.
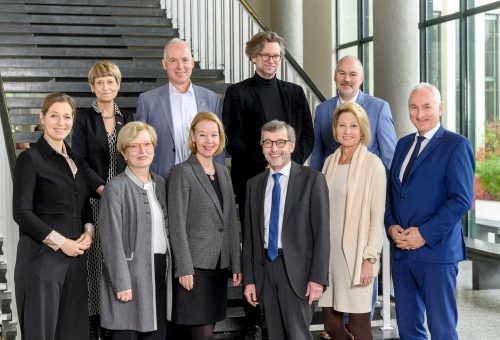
[99, 122, 172, 340]
[168, 111, 242, 339]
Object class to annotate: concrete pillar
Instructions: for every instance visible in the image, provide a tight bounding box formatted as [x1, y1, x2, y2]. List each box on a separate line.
[271, 0, 304, 65]
[373, 1, 420, 138]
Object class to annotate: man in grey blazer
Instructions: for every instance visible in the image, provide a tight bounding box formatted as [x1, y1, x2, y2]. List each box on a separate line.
[137, 38, 222, 179]
[242, 120, 330, 340]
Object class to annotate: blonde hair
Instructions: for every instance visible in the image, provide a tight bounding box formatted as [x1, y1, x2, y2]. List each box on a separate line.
[41, 92, 76, 117]
[189, 112, 226, 155]
[332, 102, 371, 146]
[88, 61, 122, 85]
[117, 121, 158, 154]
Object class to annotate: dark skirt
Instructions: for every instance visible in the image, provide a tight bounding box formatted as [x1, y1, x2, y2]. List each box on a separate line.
[172, 266, 228, 325]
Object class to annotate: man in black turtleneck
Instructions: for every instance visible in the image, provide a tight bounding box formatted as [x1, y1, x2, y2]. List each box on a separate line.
[222, 31, 314, 339]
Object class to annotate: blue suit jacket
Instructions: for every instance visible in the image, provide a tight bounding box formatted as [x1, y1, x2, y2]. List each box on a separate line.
[310, 91, 397, 170]
[136, 83, 222, 179]
[384, 126, 474, 263]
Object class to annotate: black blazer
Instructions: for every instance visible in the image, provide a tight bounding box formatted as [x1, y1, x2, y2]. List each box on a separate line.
[242, 162, 330, 299]
[72, 106, 134, 198]
[13, 136, 92, 249]
[222, 75, 314, 203]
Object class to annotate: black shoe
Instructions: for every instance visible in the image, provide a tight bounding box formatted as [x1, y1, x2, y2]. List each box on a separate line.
[244, 325, 263, 340]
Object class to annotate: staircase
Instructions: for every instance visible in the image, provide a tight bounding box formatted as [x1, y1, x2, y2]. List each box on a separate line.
[0, 0, 227, 145]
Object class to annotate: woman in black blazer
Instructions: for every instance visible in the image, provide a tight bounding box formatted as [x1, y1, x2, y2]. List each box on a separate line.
[71, 61, 134, 338]
[13, 93, 93, 340]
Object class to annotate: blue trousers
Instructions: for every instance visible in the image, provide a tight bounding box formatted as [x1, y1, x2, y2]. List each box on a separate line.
[392, 256, 459, 340]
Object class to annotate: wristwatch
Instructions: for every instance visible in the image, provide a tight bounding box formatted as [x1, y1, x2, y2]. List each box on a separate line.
[364, 257, 376, 264]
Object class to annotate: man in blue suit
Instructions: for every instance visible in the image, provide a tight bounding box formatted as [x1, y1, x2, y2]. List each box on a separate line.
[137, 38, 222, 179]
[385, 83, 474, 340]
[310, 56, 396, 171]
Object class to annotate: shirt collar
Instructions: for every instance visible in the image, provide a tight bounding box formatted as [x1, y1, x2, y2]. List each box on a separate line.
[169, 81, 194, 96]
[269, 161, 291, 178]
[419, 122, 441, 140]
[338, 90, 360, 104]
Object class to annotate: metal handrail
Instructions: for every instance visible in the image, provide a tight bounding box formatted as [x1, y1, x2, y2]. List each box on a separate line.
[0, 76, 16, 176]
[161, 0, 326, 113]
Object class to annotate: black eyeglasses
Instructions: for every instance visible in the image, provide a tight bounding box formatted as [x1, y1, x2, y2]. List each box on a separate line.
[262, 140, 289, 148]
[259, 54, 282, 62]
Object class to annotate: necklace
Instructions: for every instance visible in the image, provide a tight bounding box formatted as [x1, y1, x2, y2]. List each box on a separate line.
[206, 171, 215, 181]
[101, 113, 115, 119]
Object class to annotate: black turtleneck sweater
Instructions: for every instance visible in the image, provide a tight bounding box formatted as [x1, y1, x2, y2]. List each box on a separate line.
[254, 73, 286, 123]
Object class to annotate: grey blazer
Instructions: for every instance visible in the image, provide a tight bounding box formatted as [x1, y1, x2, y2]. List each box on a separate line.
[168, 154, 241, 278]
[99, 168, 172, 331]
[242, 162, 330, 299]
[136, 83, 223, 179]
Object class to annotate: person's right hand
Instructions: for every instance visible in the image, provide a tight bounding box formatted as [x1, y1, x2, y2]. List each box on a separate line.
[60, 238, 86, 257]
[179, 275, 194, 291]
[117, 289, 132, 302]
[96, 185, 105, 196]
[244, 284, 259, 307]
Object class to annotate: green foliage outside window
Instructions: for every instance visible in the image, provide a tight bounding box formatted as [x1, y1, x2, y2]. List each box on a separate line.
[476, 122, 500, 200]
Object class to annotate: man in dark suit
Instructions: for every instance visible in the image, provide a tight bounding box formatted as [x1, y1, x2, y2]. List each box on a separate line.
[137, 38, 222, 179]
[223, 32, 314, 337]
[385, 83, 474, 340]
[242, 120, 329, 340]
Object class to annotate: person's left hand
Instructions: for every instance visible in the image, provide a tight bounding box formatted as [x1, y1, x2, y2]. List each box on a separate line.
[232, 273, 242, 286]
[75, 231, 93, 250]
[305, 281, 324, 305]
[360, 260, 374, 286]
[402, 227, 426, 250]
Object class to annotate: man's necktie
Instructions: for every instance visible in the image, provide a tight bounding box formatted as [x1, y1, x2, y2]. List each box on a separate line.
[268, 173, 282, 261]
[402, 135, 425, 184]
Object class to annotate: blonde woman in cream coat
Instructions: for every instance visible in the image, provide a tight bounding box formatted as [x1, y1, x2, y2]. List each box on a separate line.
[318, 102, 386, 340]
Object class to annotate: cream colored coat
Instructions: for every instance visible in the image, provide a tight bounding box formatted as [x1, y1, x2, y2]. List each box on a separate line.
[322, 144, 386, 291]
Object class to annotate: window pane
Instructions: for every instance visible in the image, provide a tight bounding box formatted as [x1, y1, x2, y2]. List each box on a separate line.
[362, 42, 373, 95]
[467, 10, 500, 243]
[468, 0, 500, 9]
[426, 0, 460, 19]
[362, 0, 373, 37]
[338, 46, 358, 60]
[338, 0, 358, 44]
[426, 20, 460, 133]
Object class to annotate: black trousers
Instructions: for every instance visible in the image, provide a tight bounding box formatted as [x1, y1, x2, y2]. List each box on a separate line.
[15, 235, 90, 340]
[112, 253, 167, 340]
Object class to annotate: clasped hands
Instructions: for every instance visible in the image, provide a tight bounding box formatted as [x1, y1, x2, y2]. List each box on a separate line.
[60, 230, 93, 257]
[389, 225, 426, 250]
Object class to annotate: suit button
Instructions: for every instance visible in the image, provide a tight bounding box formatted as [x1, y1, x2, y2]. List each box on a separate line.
[218, 228, 224, 232]
[74, 191, 78, 196]
[401, 196, 405, 200]
[172, 148, 175, 152]
[74, 214, 79, 219]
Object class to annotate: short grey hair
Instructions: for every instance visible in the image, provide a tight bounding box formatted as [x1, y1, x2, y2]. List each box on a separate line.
[163, 38, 192, 59]
[260, 120, 296, 144]
[408, 82, 442, 106]
[336, 55, 364, 77]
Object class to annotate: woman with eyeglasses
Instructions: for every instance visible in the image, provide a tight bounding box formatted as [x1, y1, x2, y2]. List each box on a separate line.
[318, 102, 385, 340]
[99, 121, 171, 340]
[71, 61, 134, 339]
[168, 112, 242, 339]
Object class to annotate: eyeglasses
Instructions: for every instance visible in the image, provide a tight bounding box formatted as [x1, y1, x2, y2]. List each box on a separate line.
[127, 142, 154, 152]
[259, 54, 282, 62]
[262, 139, 290, 148]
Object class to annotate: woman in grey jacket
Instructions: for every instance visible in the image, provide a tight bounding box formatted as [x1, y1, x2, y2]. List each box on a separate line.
[168, 112, 242, 339]
[99, 121, 172, 340]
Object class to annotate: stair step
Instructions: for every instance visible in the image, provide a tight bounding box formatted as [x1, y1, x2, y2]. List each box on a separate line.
[0, 35, 171, 48]
[1, 67, 223, 80]
[3, 81, 230, 94]
[0, 23, 177, 37]
[0, 0, 160, 7]
[0, 46, 164, 58]
[0, 4, 164, 16]
[0, 14, 171, 27]
[0, 58, 163, 69]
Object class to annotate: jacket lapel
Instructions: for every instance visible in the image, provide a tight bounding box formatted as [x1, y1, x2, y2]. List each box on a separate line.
[257, 170, 269, 244]
[407, 126, 445, 180]
[277, 80, 292, 123]
[188, 154, 223, 218]
[160, 85, 175, 141]
[282, 162, 299, 231]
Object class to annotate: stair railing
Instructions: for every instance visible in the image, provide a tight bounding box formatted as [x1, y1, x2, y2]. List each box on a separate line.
[160, 0, 326, 114]
[0, 76, 19, 338]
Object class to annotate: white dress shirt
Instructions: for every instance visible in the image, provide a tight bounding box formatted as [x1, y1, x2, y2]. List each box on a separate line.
[399, 122, 441, 182]
[263, 161, 291, 249]
[144, 181, 167, 254]
[169, 82, 198, 164]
